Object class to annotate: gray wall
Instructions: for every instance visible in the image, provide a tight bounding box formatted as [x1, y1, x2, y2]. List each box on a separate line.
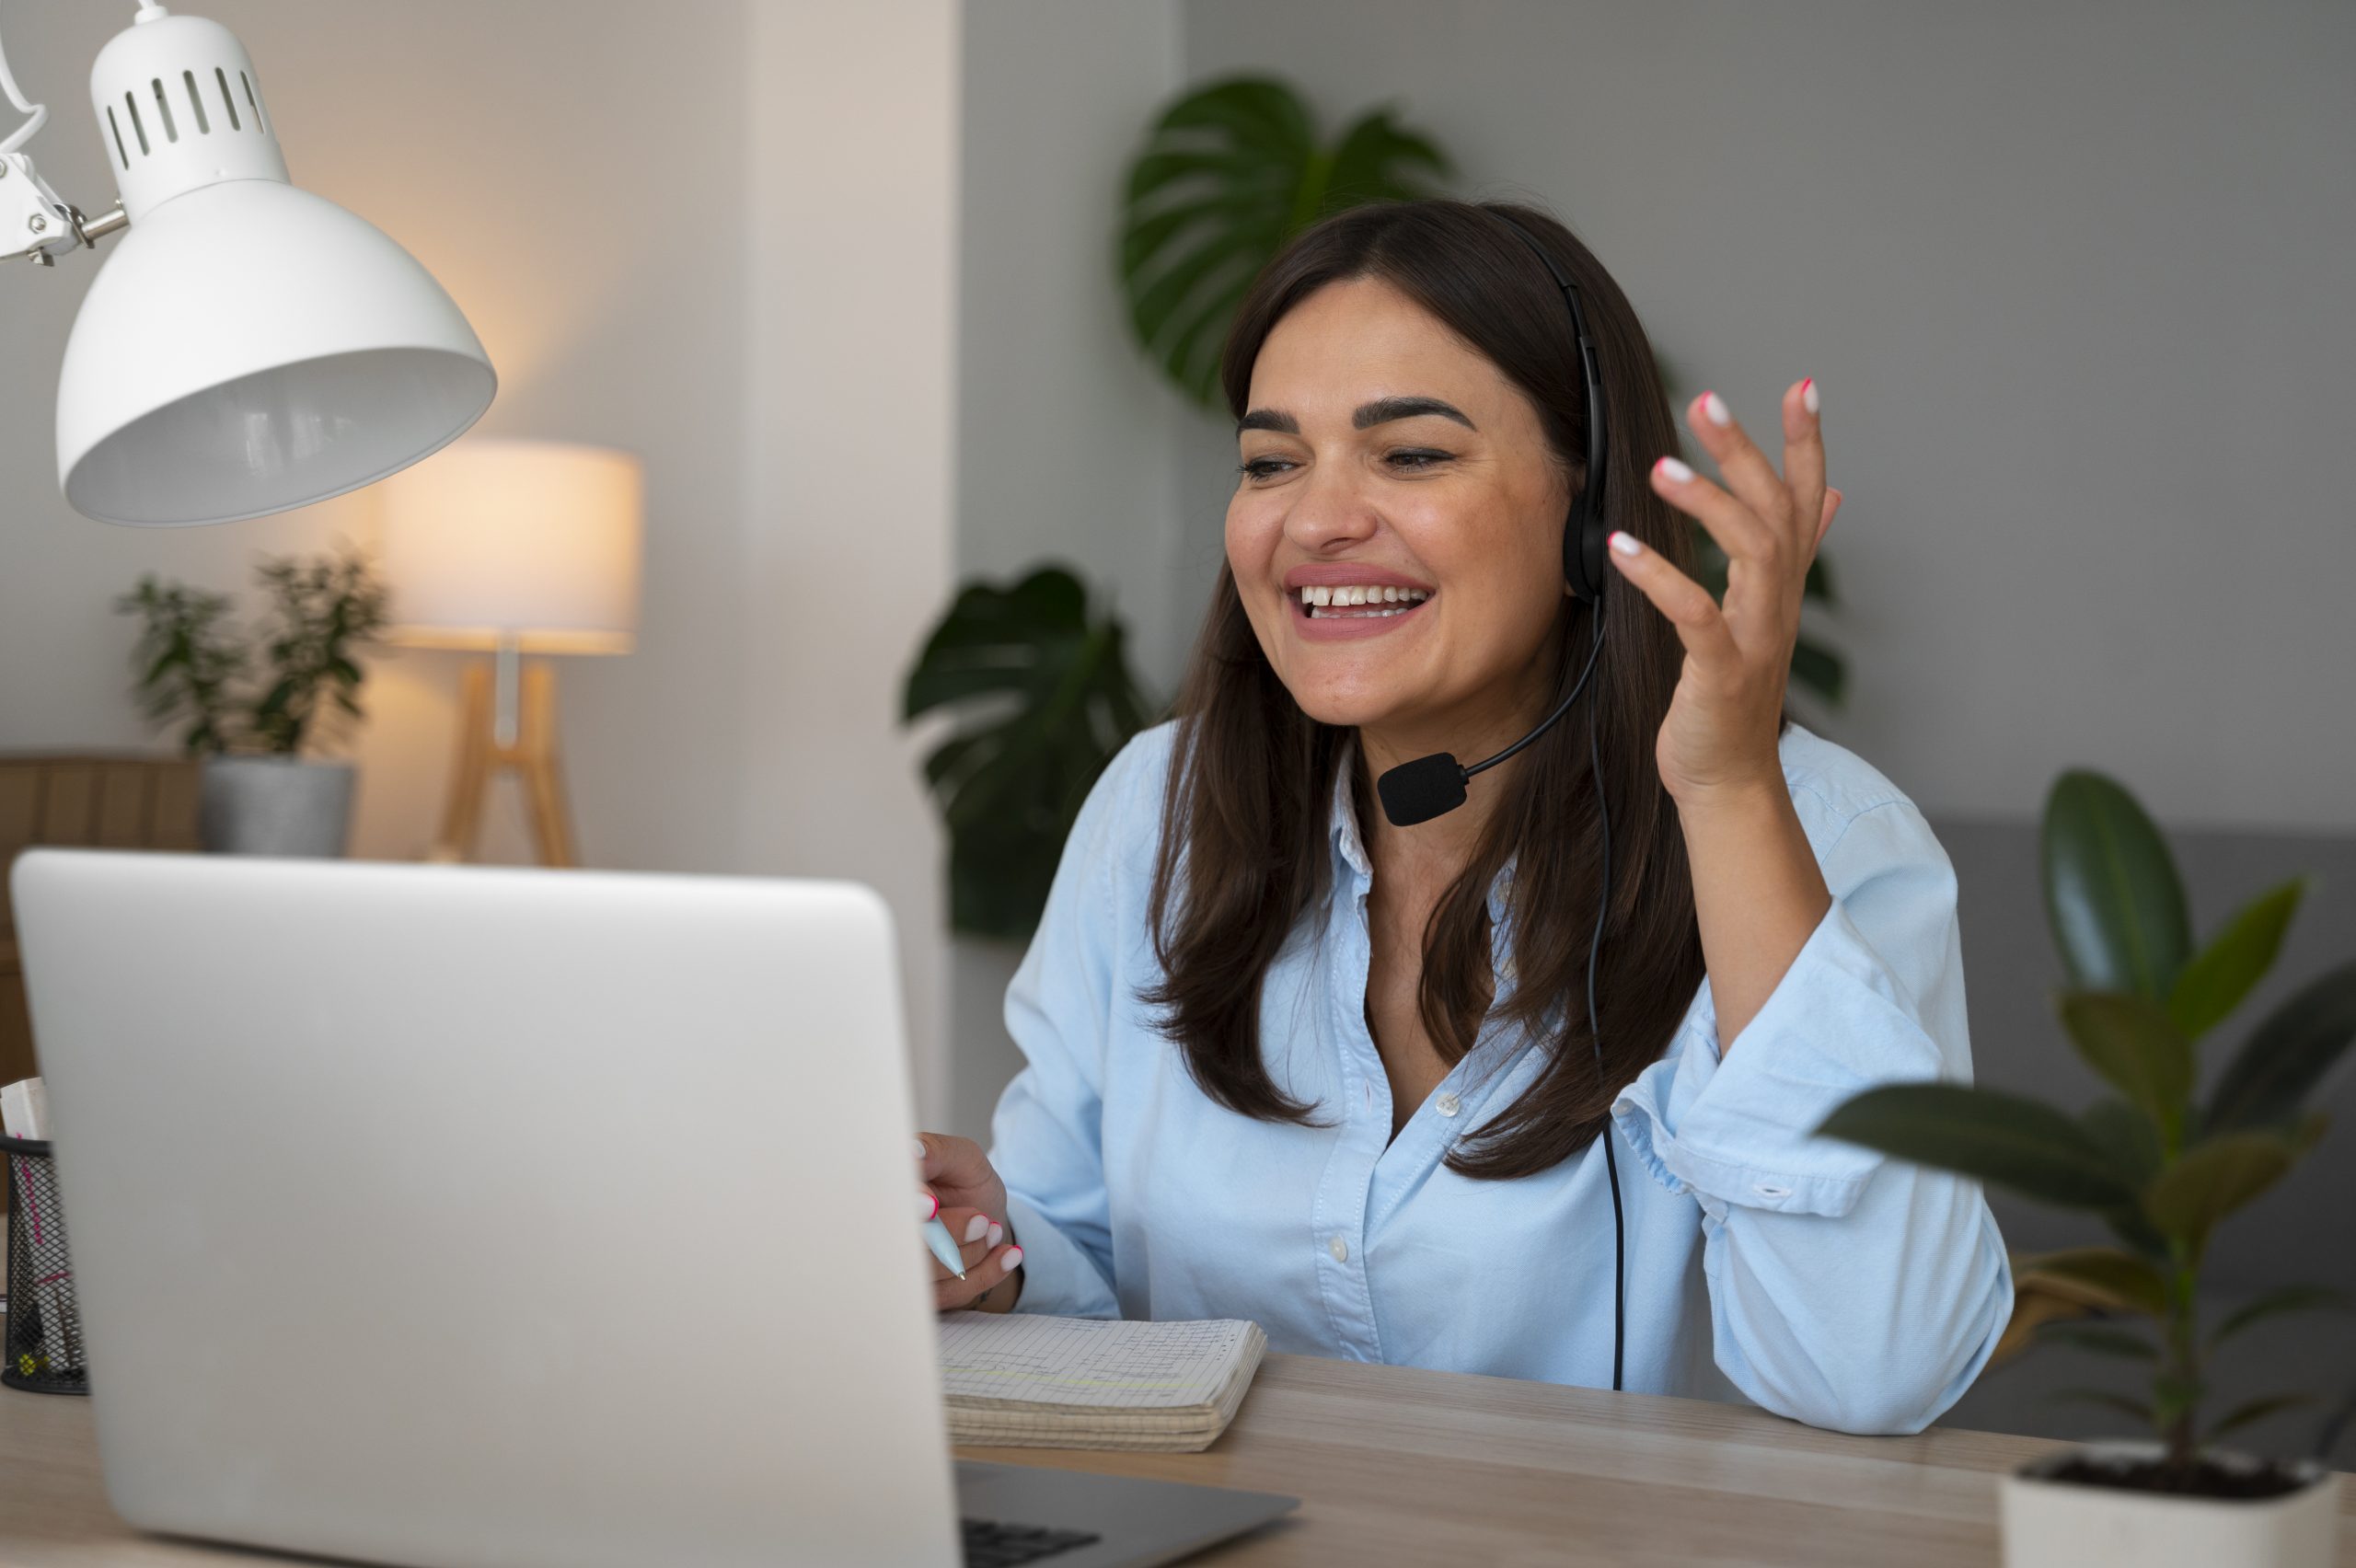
[1180, 0, 2356, 834]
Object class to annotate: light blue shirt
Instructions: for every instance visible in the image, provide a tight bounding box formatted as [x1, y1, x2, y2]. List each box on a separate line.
[987, 718, 2013, 1435]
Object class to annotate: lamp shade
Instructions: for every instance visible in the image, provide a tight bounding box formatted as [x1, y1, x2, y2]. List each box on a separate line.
[53, 8, 495, 526]
[378, 438, 643, 655]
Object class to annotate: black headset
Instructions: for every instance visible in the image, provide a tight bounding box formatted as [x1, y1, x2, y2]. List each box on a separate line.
[1372, 208, 1627, 1393]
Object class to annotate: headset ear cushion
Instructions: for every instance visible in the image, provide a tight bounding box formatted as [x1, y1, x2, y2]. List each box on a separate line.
[1563, 500, 1604, 603]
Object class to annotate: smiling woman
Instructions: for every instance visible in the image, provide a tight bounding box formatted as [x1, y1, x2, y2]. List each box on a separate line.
[914, 198, 2012, 1440]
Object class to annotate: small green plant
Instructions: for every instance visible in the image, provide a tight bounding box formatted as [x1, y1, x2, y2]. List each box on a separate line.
[902, 564, 1154, 942]
[116, 546, 390, 757]
[1818, 770, 2356, 1483]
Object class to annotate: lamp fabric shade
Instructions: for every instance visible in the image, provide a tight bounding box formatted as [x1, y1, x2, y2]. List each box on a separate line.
[380, 439, 644, 654]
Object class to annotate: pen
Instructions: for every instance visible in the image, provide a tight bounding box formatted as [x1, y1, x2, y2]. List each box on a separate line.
[920, 1190, 967, 1281]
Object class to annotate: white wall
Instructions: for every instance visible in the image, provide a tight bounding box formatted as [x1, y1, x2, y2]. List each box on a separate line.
[1178, 0, 2356, 835]
[739, 0, 961, 1126]
[946, 0, 1187, 1139]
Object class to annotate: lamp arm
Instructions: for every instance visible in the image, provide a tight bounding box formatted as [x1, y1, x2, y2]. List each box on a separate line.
[0, 14, 130, 268]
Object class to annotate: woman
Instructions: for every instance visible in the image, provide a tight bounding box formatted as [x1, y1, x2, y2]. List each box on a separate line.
[915, 198, 2011, 1435]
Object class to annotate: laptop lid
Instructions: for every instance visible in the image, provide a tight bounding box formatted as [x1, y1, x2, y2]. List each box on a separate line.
[12, 848, 961, 1568]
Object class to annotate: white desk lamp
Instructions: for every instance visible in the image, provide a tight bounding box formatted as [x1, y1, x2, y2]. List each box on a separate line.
[1, 5, 494, 525]
[379, 439, 643, 868]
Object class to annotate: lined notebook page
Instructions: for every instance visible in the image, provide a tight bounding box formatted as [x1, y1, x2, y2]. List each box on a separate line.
[937, 1313, 1258, 1410]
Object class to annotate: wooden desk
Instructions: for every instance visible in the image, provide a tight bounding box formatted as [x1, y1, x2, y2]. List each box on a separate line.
[0, 1354, 2349, 1565]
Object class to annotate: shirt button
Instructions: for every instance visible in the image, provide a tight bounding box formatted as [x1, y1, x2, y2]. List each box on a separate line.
[1435, 1091, 1461, 1118]
[1327, 1235, 1349, 1263]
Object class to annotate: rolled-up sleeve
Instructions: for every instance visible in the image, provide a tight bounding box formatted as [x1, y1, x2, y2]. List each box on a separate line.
[1611, 796, 2014, 1435]
[984, 741, 1146, 1320]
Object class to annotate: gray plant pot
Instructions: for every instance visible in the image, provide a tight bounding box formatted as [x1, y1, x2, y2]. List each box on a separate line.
[199, 756, 356, 858]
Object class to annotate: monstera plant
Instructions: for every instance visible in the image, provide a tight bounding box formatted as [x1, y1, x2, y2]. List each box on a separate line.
[1119, 73, 1844, 708]
[1818, 769, 2353, 1560]
[902, 565, 1154, 941]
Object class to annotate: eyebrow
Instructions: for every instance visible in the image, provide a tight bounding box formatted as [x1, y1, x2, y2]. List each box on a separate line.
[1235, 395, 1478, 438]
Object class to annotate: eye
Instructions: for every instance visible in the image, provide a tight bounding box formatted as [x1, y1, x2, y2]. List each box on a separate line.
[1237, 456, 1290, 479]
[1386, 449, 1450, 471]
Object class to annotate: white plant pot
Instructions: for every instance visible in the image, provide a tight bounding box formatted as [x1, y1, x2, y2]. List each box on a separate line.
[2001, 1440, 2340, 1568]
[198, 756, 356, 858]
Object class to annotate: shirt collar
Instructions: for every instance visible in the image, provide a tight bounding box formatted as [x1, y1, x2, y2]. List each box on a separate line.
[1326, 737, 1516, 923]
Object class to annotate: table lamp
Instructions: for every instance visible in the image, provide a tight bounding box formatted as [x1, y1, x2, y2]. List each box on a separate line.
[378, 438, 642, 867]
[3, 5, 496, 525]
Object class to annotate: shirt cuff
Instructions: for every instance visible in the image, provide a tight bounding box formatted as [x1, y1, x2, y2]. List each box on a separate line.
[1610, 895, 1947, 1222]
[1001, 1191, 1121, 1320]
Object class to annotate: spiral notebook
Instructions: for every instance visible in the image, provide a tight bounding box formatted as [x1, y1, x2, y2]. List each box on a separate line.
[936, 1311, 1268, 1452]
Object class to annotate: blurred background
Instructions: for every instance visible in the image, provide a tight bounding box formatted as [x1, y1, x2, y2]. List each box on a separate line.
[0, 0, 2350, 1447]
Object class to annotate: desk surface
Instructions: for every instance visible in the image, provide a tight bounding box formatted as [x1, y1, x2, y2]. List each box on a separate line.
[0, 1353, 2349, 1566]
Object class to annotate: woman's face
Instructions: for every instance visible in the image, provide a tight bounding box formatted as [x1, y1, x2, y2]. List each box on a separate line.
[1226, 275, 1572, 751]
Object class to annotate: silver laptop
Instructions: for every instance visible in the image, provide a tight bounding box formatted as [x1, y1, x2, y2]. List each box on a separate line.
[11, 849, 1293, 1568]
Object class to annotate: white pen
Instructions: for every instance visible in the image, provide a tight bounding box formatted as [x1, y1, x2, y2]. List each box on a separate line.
[919, 1189, 967, 1281]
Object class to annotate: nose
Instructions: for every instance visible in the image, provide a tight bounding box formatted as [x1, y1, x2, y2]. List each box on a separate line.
[1280, 460, 1381, 557]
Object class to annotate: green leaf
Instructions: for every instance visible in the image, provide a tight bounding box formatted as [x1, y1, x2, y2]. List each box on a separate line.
[2167, 879, 2304, 1042]
[1814, 1084, 2141, 1211]
[1119, 75, 1449, 410]
[2037, 1322, 2159, 1360]
[2142, 1129, 2297, 1247]
[2057, 992, 2193, 1132]
[902, 564, 1157, 941]
[2041, 771, 2190, 1001]
[2204, 957, 2356, 1133]
[2079, 1099, 2165, 1186]
[2046, 1388, 2154, 1427]
[2207, 1286, 2354, 1352]
[2203, 1394, 2314, 1447]
[2015, 1247, 2171, 1315]
[1788, 636, 1846, 709]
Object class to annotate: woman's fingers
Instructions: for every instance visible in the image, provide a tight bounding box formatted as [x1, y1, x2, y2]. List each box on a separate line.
[1816, 487, 1843, 551]
[930, 1238, 1024, 1312]
[1604, 529, 1740, 667]
[1684, 390, 1796, 546]
[1646, 456, 1791, 635]
[1780, 378, 1827, 548]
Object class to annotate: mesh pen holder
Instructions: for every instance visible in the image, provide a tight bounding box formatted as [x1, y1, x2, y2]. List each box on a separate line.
[2, 1134, 89, 1395]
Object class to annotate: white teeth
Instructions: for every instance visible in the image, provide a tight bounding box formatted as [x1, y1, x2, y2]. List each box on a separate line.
[1293, 583, 1432, 613]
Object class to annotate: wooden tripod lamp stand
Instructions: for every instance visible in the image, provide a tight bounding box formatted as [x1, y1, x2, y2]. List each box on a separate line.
[379, 438, 644, 867]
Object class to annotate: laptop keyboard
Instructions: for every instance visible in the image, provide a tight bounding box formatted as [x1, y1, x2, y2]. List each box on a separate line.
[962, 1516, 1103, 1566]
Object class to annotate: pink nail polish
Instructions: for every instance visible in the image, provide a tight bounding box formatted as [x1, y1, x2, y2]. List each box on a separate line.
[1655, 455, 1694, 484]
[987, 1223, 1004, 1249]
[1003, 1246, 1023, 1269]
[1608, 530, 1642, 558]
[1701, 391, 1731, 427]
[964, 1215, 989, 1244]
[920, 1191, 938, 1220]
[1801, 377, 1819, 415]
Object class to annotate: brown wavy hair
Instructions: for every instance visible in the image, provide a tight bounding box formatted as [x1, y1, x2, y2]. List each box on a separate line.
[1143, 198, 1783, 1180]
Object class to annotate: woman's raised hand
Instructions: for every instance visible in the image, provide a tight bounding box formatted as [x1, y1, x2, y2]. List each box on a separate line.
[1603, 379, 1844, 807]
[916, 1131, 1023, 1312]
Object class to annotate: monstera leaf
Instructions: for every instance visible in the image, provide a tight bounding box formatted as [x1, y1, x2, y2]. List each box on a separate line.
[903, 565, 1155, 941]
[1121, 75, 1450, 409]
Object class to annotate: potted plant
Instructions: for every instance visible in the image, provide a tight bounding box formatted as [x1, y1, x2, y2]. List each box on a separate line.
[1818, 769, 2354, 1566]
[901, 563, 1153, 941]
[117, 548, 389, 858]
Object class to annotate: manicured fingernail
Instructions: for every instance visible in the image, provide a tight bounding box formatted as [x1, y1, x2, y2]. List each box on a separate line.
[1801, 377, 1819, 415]
[920, 1191, 939, 1220]
[913, 1139, 927, 1159]
[1002, 1246, 1023, 1269]
[1701, 391, 1730, 427]
[964, 1215, 989, 1244]
[1654, 455, 1693, 484]
[987, 1222, 1004, 1248]
[1608, 530, 1642, 558]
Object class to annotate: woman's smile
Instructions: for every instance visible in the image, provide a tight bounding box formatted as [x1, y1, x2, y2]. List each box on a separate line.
[1283, 563, 1436, 640]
